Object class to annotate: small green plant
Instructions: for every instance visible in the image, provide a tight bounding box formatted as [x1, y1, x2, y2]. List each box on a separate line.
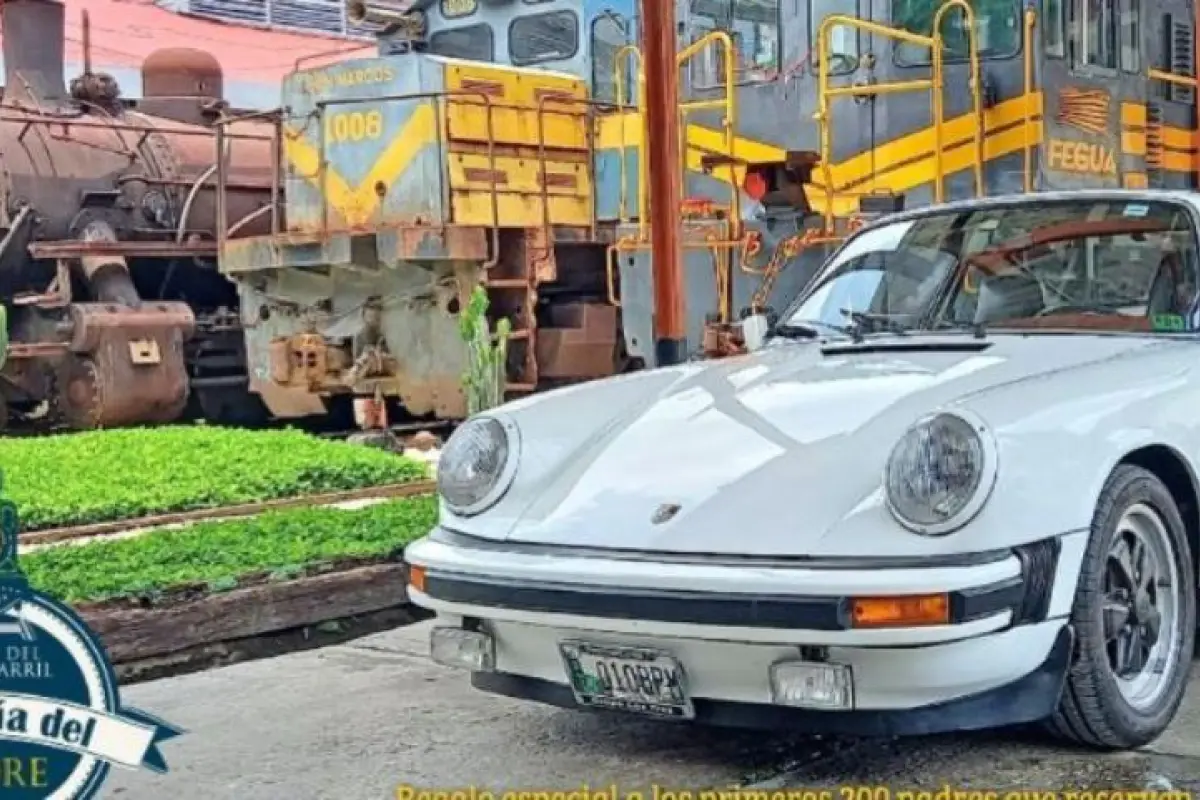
[458, 284, 512, 415]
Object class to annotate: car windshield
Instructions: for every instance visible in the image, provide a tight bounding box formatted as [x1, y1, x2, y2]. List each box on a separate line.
[783, 198, 1200, 336]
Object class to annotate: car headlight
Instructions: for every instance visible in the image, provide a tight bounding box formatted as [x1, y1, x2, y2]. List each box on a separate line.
[884, 411, 997, 535]
[437, 416, 520, 516]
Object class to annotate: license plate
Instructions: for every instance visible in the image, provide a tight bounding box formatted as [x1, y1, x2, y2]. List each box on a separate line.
[558, 641, 694, 719]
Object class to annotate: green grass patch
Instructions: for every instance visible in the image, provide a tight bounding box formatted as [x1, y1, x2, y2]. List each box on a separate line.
[0, 426, 429, 530]
[23, 495, 438, 605]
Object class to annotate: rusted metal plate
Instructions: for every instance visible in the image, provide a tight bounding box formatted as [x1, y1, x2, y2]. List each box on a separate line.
[376, 225, 487, 264]
[444, 63, 588, 150]
[6, 342, 69, 359]
[235, 259, 474, 420]
[55, 302, 196, 429]
[67, 302, 196, 352]
[219, 233, 351, 274]
[222, 225, 487, 273]
[280, 60, 443, 232]
[535, 303, 619, 380]
[250, 379, 328, 419]
[29, 240, 220, 259]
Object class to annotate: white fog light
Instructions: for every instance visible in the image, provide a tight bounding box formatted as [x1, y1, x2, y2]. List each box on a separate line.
[430, 627, 495, 672]
[769, 661, 854, 710]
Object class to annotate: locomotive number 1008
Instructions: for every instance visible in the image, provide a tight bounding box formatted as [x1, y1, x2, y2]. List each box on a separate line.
[324, 110, 385, 143]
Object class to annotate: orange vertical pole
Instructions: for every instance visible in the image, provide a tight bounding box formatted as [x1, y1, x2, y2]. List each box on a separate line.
[641, 0, 687, 364]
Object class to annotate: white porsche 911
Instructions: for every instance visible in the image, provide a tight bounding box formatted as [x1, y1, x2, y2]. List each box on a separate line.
[405, 190, 1200, 750]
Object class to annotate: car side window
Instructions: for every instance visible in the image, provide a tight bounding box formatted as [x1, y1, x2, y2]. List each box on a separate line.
[951, 212, 1200, 329]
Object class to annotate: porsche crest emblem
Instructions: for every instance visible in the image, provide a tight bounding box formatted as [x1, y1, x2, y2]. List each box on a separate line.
[651, 503, 681, 524]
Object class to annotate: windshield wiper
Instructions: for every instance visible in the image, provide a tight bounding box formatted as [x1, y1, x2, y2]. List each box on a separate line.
[840, 309, 912, 341]
[771, 320, 846, 339]
[933, 319, 990, 339]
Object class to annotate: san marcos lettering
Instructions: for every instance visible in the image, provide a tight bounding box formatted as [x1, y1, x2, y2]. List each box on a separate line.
[296, 64, 397, 94]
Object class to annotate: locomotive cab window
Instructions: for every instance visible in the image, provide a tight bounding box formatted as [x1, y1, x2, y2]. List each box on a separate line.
[592, 13, 632, 104]
[429, 24, 495, 61]
[1044, 0, 1066, 57]
[1119, 0, 1140, 72]
[892, 0, 1020, 64]
[1070, 0, 1119, 69]
[687, 0, 781, 87]
[809, 0, 861, 75]
[509, 11, 580, 66]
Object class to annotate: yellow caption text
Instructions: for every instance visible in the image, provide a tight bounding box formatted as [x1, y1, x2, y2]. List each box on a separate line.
[395, 786, 1193, 800]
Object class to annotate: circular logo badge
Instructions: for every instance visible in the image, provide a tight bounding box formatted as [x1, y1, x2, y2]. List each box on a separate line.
[0, 471, 182, 799]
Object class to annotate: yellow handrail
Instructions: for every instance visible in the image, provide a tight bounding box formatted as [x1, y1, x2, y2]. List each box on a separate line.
[816, 9, 983, 231]
[933, 0, 984, 201]
[676, 30, 741, 240]
[1023, 7, 1036, 192]
[612, 30, 741, 240]
[1149, 68, 1199, 87]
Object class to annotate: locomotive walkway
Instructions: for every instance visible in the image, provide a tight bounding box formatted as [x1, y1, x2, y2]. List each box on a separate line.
[107, 621, 1200, 799]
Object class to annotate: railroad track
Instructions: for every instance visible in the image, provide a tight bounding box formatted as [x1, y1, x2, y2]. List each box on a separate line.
[0, 402, 457, 441]
[20, 479, 438, 547]
[318, 421, 454, 440]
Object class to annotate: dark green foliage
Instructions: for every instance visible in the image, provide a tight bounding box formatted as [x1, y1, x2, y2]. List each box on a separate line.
[0, 426, 429, 530]
[24, 496, 438, 605]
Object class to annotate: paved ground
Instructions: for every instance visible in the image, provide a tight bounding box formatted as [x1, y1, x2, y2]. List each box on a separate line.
[104, 621, 1200, 800]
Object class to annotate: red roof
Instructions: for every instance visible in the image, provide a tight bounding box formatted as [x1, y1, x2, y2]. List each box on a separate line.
[2, 0, 374, 80]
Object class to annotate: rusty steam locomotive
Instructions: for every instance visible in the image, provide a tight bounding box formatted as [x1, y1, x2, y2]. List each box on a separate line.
[0, 0, 276, 430]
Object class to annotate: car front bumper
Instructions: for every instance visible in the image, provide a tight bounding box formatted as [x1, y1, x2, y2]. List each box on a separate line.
[405, 528, 1083, 735]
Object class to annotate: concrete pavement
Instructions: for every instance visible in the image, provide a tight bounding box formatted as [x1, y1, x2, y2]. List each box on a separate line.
[104, 622, 1200, 800]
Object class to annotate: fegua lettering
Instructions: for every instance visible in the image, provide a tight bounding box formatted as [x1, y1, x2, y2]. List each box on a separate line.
[1047, 138, 1118, 176]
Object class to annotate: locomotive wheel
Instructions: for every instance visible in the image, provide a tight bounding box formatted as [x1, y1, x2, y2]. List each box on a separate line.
[54, 358, 102, 430]
[53, 355, 188, 430]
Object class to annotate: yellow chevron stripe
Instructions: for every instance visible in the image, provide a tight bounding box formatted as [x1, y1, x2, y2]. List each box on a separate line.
[284, 102, 438, 228]
[599, 93, 1044, 203]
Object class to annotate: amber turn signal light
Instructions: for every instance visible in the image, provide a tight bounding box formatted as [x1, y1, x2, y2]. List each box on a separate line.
[408, 564, 427, 593]
[850, 594, 950, 628]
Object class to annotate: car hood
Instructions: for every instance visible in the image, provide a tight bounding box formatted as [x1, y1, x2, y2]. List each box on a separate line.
[499, 334, 1170, 556]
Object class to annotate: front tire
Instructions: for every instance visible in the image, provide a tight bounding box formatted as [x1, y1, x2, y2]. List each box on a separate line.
[1047, 464, 1196, 749]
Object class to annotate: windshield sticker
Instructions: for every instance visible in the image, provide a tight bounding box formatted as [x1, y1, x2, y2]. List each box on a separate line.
[1152, 313, 1186, 332]
[1123, 203, 1150, 217]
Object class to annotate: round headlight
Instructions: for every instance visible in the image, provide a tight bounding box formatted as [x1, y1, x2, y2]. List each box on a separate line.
[437, 416, 519, 516]
[884, 411, 997, 535]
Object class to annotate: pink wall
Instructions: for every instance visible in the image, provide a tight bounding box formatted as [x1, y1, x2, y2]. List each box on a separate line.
[0, 0, 375, 108]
